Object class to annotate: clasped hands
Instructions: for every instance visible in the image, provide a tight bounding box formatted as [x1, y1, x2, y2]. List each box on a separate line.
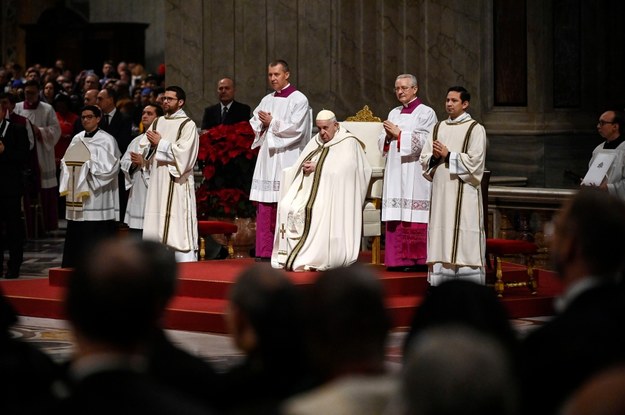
[383, 120, 400, 141]
[130, 152, 146, 168]
[433, 140, 449, 160]
[146, 130, 161, 146]
[302, 161, 316, 175]
[258, 110, 273, 128]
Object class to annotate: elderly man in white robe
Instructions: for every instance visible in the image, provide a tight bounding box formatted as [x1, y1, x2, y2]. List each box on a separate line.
[15, 79, 62, 232]
[59, 105, 120, 268]
[250, 59, 312, 262]
[379, 74, 437, 272]
[272, 110, 372, 272]
[120, 103, 163, 237]
[141, 86, 199, 262]
[420, 86, 487, 286]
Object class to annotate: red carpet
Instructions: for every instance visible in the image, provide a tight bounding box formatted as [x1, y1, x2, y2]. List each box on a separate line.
[1, 258, 563, 334]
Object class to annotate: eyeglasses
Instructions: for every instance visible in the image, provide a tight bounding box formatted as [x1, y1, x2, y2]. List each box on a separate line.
[394, 86, 415, 92]
[162, 96, 179, 102]
[81, 114, 96, 120]
[597, 120, 616, 126]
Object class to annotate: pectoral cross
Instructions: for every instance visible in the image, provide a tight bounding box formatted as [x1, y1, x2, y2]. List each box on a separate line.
[279, 223, 286, 239]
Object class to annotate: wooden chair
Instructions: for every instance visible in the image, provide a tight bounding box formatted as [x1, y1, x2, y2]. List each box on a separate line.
[198, 220, 238, 260]
[482, 171, 539, 297]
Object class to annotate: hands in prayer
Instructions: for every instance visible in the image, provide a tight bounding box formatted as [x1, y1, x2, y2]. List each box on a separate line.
[146, 130, 161, 147]
[433, 140, 449, 160]
[130, 152, 145, 167]
[259, 110, 273, 128]
[383, 120, 400, 140]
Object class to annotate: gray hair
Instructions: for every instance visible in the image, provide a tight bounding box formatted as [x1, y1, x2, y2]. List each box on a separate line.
[396, 74, 418, 87]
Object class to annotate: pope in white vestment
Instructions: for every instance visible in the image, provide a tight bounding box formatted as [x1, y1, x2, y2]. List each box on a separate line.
[141, 97, 199, 261]
[272, 110, 372, 272]
[420, 87, 487, 286]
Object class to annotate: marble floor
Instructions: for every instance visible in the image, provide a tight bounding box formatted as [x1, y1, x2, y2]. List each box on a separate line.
[4, 220, 551, 371]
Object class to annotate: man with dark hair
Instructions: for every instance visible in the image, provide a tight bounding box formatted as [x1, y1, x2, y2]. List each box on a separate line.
[282, 263, 395, 414]
[142, 86, 199, 262]
[59, 105, 120, 268]
[0, 93, 29, 278]
[60, 238, 214, 414]
[215, 263, 311, 413]
[584, 109, 625, 199]
[519, 187, 625, 415]
[420, 86, 487, 286]
[120, 104, 164, 236]
[249, 59, 312, 261]
[1, 288, 60, 412]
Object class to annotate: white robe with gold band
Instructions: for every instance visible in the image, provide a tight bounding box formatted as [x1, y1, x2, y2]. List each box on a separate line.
[271, 126, 372, 271]
[420, 113, 487, 285]
[141, 110, 199, 253]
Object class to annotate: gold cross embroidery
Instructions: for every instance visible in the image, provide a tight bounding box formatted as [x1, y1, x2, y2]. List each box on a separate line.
[279, 223, 286, 239]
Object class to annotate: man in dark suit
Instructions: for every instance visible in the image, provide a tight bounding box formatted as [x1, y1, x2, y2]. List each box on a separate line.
[200, 77, 251, 130]
[97, 86, 132, 222]
[59, 237, 217, 414]
[0, 93, 29, 279]
[519, 187, 625, 415]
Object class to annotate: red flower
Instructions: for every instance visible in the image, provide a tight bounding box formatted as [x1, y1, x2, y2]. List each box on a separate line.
[196, 121, 258, 218]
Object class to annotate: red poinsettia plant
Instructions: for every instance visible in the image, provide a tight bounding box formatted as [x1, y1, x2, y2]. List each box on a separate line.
[196, 121, 258, 219]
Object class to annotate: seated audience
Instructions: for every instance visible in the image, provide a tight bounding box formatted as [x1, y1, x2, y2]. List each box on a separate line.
[282, 263, 395, 415]
[213, 263, 312, 414]
[398, 326, 519, 415]
[0, 288, 61, 415]
[58, 237, 217, 414]
[519, 187, 625, 415]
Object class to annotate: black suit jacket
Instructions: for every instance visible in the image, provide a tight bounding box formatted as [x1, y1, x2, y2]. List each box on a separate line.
[0, 120, 29, 197]
[519, 281, 625, 415]
[100, 111, 133, 154]
[201, 100, 251, 130]
[56, 368, 213, 415]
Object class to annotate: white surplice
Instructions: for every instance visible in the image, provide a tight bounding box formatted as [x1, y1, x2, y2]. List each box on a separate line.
[59, 129, 120, 221]
[271, 126, 372, 271]
[141, 110, 199, 253]
[120, 134, 150, 229]
[420, 113, 487, 285]
[15, 101, 61, 188]
[588, 139, 625, 200]
[378, 100, 437, 223]
[249, 85, 312, 203]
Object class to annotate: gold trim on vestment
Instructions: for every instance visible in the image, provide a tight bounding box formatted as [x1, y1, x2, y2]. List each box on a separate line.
[285, 145, 330, 271]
